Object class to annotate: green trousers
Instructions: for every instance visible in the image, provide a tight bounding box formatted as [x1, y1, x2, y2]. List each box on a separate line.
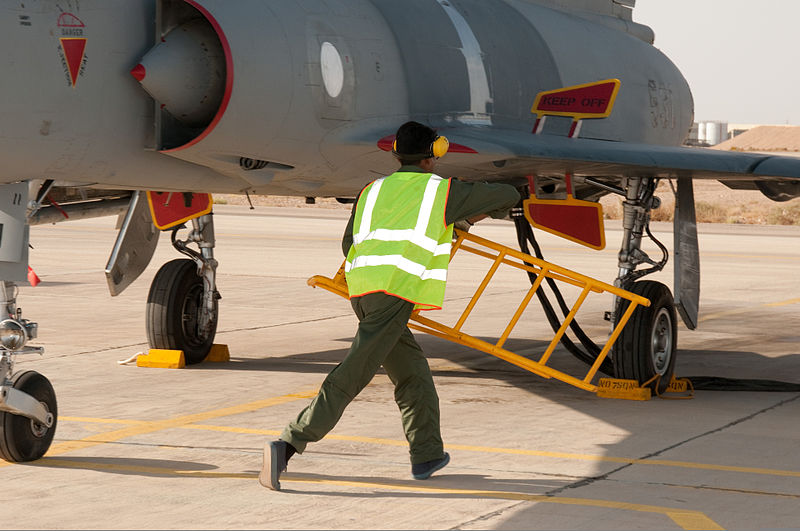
[281, 292, 444, 465]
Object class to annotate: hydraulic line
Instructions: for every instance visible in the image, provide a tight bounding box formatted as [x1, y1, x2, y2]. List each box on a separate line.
[685, 376, 800, 392]
[512, 211, 614, 376]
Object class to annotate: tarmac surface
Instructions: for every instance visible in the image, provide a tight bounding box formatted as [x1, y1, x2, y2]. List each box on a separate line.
[4, 205, 800, 530]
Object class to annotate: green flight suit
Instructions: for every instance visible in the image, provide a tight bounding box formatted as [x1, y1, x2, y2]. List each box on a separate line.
[281, 170, 520, 464]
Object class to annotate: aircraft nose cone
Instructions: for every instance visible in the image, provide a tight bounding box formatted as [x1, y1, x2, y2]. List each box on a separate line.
[134, 19, 225, 128]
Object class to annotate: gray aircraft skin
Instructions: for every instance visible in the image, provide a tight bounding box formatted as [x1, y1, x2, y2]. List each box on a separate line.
[0, 0, 799, 462]
[4, 0, 800, 197]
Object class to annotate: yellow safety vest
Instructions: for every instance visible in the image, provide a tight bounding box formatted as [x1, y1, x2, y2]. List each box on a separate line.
[345, 172, 454, 310]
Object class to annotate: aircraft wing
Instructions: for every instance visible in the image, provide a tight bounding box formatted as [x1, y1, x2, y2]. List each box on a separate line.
[433, 127, 800, 183]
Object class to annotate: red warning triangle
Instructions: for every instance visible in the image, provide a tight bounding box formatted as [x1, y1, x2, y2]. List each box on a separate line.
[60, 38, 87, 87]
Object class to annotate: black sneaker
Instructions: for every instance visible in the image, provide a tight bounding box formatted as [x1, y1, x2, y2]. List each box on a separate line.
[259, 440, 288, 490]
[411, 452, 450, 480]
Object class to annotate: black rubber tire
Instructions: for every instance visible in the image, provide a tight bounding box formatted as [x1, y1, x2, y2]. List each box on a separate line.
[613, 281, 678, 394]
[146, 258, 217, 364]
[0, 371, 57, 462]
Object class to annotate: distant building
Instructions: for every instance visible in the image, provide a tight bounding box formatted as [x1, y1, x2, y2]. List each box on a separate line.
[686, 120, 729, 146]
[686, 122, 795, 147]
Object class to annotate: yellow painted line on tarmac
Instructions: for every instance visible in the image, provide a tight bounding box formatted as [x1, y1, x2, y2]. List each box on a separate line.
[765, 297, 800, 308]
[60, 416, 146, 425]
[43, 389, 317, 458]
[183, 424, 409, 448]
[52, 417, 800, 480]
[283, 477, 723, 531]
[177, 424, 800, 479]
[700, 296, 800, 323]
[31, 458, 722, 530]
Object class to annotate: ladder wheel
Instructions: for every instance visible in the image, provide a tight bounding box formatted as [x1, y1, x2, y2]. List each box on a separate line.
[613, 281, 677, 394]
[0, 371, 58, 463]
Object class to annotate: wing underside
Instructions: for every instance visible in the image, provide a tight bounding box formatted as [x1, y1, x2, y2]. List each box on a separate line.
[434, 128, 800, 184]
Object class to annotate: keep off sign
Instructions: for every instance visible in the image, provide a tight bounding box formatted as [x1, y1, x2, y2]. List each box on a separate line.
[532, 79, 621, 120]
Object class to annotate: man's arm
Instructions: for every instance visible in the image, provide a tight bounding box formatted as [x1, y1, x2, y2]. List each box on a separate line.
[445, 180, 521, 226]
[342, 204, 356, 257]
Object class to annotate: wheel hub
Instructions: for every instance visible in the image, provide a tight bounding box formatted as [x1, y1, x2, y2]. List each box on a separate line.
[651, 308, 673, 373]
[29, 401, 50, 438]
[181, 285, 205, 345]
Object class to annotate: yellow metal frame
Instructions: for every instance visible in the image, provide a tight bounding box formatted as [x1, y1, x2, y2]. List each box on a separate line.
[308, 229, 651, 396]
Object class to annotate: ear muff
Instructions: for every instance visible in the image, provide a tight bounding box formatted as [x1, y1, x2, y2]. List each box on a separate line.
[431, 135, 449, 159]
[392, 134, 450, 160]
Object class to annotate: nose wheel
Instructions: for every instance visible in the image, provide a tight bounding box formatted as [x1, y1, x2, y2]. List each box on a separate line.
[0, 370, 58, 462]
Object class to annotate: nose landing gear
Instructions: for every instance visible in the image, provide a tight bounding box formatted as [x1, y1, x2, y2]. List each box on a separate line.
[0, 281, 57, 463]
[0, 370, 57, 462]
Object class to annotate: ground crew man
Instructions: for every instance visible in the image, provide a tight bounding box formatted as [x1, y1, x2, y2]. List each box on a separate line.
[260, 121, 520, 490]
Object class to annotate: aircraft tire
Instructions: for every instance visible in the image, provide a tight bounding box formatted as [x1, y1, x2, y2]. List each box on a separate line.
[146, 258, 217, 364]
[613, 280, 677, 394]
[0, 371, 57, 462]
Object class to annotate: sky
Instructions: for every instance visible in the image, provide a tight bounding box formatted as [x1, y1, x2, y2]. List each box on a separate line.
[633, 0, 800, 125]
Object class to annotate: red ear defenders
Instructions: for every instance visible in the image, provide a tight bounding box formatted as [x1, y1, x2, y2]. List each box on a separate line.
[392, 135, 450, 160]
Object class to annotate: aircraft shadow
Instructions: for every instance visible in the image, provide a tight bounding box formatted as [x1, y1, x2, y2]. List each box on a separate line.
[190, 328, 800, 528]
[192, 334, 598, 391]
[196, 332, 800, 387]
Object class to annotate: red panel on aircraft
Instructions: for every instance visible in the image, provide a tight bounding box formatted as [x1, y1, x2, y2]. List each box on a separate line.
[377, 135, 477, 154]
[526, 201, 605, 250]
[60, 38, 87, 87]
[146, 192, 213, 231]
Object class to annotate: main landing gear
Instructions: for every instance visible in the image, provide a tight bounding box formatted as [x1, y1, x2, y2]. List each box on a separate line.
[146, 213, 220, 364]
[611, 177, 676, 394]
[518, 176, 678, 394]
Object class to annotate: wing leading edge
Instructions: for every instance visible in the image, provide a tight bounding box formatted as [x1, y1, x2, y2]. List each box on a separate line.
[431, 128, 800, 183]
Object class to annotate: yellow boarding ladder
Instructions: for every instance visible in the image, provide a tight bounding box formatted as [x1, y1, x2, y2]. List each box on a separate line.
[309, 229, 673, 398]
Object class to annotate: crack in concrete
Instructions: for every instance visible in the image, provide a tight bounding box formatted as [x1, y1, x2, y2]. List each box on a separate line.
[449, 500, 528, 530]
[640, 480, 800, 499]
[546, 393, 800, 497]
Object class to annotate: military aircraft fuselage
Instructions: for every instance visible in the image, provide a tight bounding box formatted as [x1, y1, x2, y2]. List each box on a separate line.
[1, 0, 693, 198]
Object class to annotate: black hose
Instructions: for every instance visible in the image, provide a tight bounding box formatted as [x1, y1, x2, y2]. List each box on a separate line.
[513, 213, 614, 375]
[685, 376, 800, 392]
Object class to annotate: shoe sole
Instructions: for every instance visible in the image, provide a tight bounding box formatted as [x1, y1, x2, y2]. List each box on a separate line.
[412, 452, 450, 480]
[258, 441, 283, 490]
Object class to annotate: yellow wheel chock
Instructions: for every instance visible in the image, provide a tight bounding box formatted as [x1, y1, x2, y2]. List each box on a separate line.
[308, 229, 691, 400]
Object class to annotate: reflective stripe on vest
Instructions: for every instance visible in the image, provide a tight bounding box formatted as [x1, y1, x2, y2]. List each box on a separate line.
[345, 172, 453, 310]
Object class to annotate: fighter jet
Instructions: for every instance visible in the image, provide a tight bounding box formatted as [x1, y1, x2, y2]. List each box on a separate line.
[1, 0, 799, 462]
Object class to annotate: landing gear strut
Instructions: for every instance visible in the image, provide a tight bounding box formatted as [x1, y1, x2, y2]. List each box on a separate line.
[612, 177, 676, 393]
[146, 214, 220, 364]
[0, 281, 57, 462]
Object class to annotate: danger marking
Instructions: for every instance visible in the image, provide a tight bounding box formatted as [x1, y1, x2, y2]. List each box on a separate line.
[56, 12, 87, 87]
